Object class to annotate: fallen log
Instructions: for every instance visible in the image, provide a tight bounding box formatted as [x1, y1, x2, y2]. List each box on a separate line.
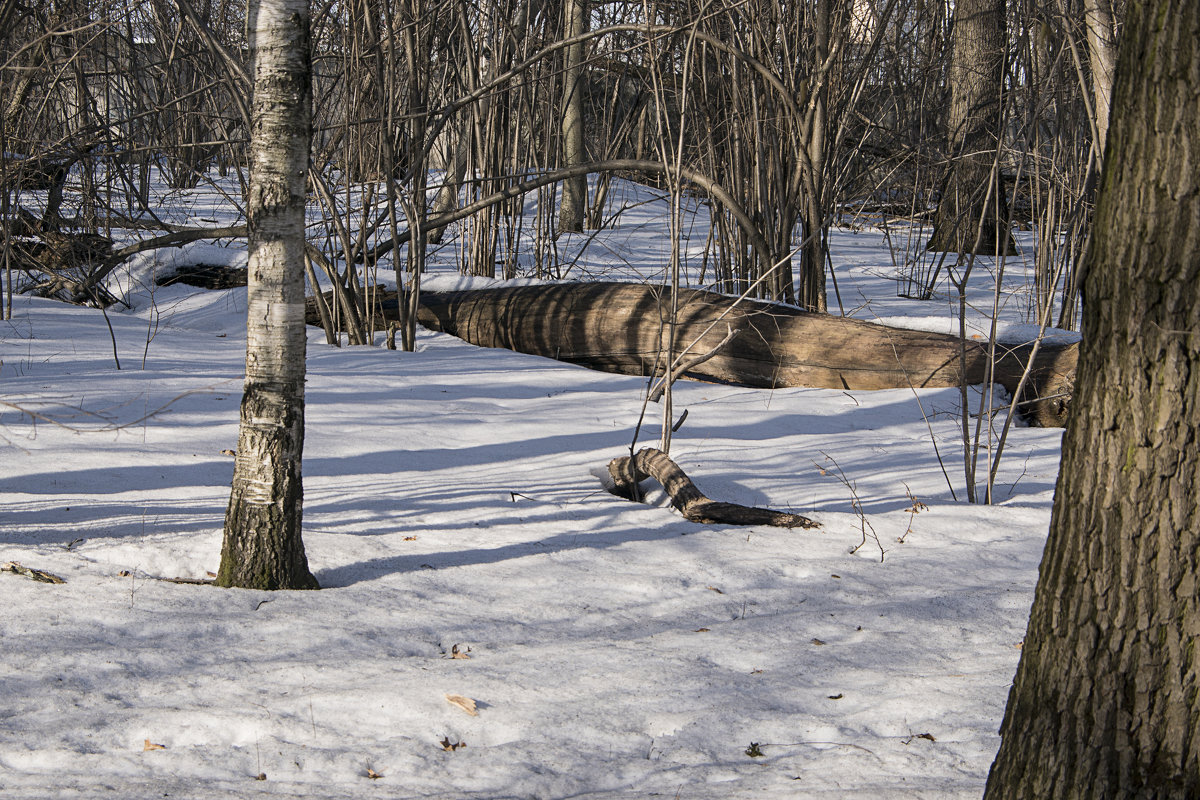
[608, 447, 819, 529]
[411, 282, 1077, 427]
[303, 281, 1076, 427]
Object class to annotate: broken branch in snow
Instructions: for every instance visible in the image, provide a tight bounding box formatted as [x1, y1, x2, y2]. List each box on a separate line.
[607, 448, 818, 529]
[2, 561, 66, 584]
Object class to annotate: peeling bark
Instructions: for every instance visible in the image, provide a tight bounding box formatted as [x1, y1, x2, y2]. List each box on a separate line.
[218, 0, 318, 591]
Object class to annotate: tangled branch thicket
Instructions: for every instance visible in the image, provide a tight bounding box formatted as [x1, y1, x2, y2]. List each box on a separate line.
[1, 0, 1114, 333]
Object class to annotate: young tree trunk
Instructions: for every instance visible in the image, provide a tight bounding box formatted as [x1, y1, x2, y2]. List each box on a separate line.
[796, 0, 833, 313]
[926, 0, 1017, 256]
[217, 0, 318, 591]
[984, 1, 1200, 794]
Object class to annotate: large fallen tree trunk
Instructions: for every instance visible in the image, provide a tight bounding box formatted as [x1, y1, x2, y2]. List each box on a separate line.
[304, 281, 1077, 427]
[608, 447, 819, 528]
[410, 282, 1076, 427]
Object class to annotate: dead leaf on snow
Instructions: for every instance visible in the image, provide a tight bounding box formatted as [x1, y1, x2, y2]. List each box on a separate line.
[811, 638, 826, 646]
[143, 739, 166, 751]
[694, 627, 711, 633]
[440, 737, 466, 751]
[450, 643, 471, 659]
[445, 694, 478, 716]
[366, 768, 383, 779]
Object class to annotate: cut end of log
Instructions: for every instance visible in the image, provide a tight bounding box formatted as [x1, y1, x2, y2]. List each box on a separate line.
[606, 448, 818, 530]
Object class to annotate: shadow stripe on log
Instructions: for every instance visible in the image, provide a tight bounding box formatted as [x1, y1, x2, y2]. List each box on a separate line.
[305, 281, 1077, 427]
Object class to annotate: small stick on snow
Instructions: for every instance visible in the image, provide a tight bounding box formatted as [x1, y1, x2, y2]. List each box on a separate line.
[2, 561, 66, 584]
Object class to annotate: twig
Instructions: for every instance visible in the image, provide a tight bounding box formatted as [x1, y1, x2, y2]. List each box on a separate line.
[815, 452, 885, 561]
[648, 323, 739, 402]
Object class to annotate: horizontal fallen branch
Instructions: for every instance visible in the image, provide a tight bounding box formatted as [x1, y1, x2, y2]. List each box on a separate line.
[2, 561, 66, 584]
[608, 447, 819, 529]
[303, 281, 1077, 427]
[411, 282, 1077, 428]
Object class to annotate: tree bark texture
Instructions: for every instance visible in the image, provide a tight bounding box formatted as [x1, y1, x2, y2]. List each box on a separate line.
[926, 0, 1017, 256]
[405, 281, 1077, 427]
[608, 448, 818, 528]
[218, 0, 318, 591]
[558, 0, 588, 233]
[984, 1, 1200, 795]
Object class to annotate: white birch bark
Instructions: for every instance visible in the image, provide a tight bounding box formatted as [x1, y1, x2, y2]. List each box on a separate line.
[217, 0, 318, 590]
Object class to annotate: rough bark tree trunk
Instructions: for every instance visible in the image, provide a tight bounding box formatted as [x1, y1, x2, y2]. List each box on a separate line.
[926, 0, 1017, 256]
[984, 0, 1200, 794]
[217, 0, 318, 591]
[558, 0, 587, 233]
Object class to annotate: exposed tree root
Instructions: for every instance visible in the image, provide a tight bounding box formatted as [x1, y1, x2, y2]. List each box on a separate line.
[607, 447, 819, 529]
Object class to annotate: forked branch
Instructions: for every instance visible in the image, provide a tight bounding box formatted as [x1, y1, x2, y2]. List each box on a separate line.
[608, 448, 819, 529]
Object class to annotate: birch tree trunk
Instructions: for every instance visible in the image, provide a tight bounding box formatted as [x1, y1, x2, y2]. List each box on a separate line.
[217, 0, 318, 590]
[984, 0, 1200, 793]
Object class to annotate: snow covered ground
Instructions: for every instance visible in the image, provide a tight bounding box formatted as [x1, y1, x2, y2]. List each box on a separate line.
[0, 178, 1071, 798]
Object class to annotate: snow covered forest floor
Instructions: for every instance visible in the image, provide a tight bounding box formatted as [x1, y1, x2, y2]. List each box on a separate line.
[1, 177, 1075, 798]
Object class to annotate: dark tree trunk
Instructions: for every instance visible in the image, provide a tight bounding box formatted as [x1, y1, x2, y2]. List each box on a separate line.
[926, 0, 1017, 257]
[984, 1, 1200, 795]
[795, 0, 833, 313]
[217, 0, 318, 591]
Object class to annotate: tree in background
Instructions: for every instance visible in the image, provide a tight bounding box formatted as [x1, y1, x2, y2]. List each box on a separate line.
[984, 0, 1199, 794]
[925, 0, 1016, 256]
[216, 0, 319, 590]
[558, 0, 588, 234]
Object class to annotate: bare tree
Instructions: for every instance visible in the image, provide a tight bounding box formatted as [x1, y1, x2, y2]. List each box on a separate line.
[984, 0, 1200, 792]
[216, 0, 318, 591]
[925, 0, 1016, 256]
[1081, 0, 1118, 158]
[558, 0, 587, 233]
